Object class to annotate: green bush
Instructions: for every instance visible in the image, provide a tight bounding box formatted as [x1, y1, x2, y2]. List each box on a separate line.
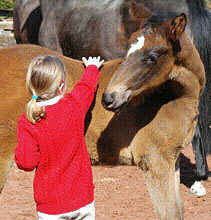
[0, 0, 16, 10]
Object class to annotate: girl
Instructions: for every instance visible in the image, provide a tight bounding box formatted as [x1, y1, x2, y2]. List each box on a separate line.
[14, 55, 104, 219]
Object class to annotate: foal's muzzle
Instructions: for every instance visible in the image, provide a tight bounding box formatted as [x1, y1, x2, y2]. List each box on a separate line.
[102, 90, 131, 111]
[102, 92, 117, 111]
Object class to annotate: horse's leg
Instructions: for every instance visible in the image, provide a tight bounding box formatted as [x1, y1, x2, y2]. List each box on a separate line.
[192, 92, 209, 180]
[190, 118, 208, 196]
[189, 88, 209, 196]
[38, 13, 63, 53]
[139, 147, 183, 220]
[0, 136, 15, 193]
[0, 155, 13, 193]
[192, 126, 208, 179]
[175, 157, 183, 214]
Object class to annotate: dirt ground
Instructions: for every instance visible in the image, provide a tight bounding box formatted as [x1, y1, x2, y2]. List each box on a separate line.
[0, 144, 210, 220]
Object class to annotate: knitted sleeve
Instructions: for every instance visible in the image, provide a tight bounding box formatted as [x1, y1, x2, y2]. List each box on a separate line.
[67, 65, 100, 116]
[14, 121, 40, 172]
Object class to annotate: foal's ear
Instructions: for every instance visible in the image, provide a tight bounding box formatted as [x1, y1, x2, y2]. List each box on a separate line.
[130, 0, 153, 23]
[168, 13, 187, 42]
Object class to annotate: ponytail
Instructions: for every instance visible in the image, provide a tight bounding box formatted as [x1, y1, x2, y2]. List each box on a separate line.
[25, 55, 66, 124]
[26, 98, 46, 124]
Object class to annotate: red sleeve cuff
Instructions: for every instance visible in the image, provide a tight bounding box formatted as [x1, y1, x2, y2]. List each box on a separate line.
[86, 65, 98, 69]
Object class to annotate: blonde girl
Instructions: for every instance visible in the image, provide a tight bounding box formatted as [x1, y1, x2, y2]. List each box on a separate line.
[15, 55, 104, 220]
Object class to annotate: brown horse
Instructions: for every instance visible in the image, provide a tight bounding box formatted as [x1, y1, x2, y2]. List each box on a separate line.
[102, 13, 205, 219]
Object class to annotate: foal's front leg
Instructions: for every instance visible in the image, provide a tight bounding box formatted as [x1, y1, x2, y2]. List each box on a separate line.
[138, 147, 183, 220]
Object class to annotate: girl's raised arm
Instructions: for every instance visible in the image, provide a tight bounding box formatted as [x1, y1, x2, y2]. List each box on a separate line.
[68, 57, 104, 116]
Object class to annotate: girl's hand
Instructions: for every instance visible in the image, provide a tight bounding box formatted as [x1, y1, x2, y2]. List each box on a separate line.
[82, 56, 104, 68]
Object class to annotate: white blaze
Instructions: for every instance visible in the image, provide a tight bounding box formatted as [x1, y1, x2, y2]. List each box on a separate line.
[127, 35, 145, 57]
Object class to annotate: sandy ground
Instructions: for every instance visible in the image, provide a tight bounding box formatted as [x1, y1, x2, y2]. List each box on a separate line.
[0, 145, 210, 220]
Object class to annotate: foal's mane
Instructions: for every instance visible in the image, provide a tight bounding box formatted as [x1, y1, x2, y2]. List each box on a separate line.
[143, 12, 180, 27]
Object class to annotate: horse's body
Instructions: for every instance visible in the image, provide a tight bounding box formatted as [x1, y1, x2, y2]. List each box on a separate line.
[14, 0, 211, 180]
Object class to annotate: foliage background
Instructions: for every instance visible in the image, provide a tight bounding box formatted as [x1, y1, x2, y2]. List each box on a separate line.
[0, 0, 15, 10]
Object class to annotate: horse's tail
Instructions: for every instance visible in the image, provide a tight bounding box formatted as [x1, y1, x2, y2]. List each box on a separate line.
[206, 9, 211, 155]
[185, 0, 210, 180]
[187, 0, 211, 155]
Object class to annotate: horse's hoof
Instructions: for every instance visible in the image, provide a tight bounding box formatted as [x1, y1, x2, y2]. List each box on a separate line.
[189, 181, 206, 197]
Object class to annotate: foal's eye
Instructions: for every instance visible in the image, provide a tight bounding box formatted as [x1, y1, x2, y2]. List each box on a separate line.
[144, 54, 158, 65]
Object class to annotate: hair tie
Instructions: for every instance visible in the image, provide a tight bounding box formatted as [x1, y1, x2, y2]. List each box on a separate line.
[32, 95, 38, 100]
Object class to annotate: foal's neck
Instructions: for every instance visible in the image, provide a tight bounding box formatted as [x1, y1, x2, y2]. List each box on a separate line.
[169, 65, 201, 100]
[176, 33, 206, 93]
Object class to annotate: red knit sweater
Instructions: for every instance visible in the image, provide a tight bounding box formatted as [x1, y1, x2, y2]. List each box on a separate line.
[15, 65, 100, 214]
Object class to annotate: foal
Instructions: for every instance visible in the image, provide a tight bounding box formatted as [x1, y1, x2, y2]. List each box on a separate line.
[102, 13, 205, 219]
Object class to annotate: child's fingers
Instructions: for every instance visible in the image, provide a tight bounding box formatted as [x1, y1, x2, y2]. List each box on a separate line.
[82, 57, 87, 64]
[87, 57, 92, 62]
[83, 56, 104, 67]
[99, 59, 104, 66]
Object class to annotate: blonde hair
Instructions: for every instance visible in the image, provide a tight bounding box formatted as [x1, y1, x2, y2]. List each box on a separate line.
[26, 55, 67, 124]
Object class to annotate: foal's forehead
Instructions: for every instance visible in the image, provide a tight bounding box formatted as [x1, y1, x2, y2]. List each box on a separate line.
[127, 26, 166, 57]
[127, 35, 145, 57]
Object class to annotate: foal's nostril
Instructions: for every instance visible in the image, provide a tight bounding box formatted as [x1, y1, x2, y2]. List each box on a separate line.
[102, 92, 115, 108]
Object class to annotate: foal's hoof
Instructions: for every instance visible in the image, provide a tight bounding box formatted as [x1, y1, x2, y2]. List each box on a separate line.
[189, 181, 206, 197]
